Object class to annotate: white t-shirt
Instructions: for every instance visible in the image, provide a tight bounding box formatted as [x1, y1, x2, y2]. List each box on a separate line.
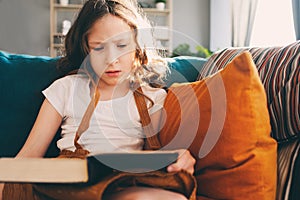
[42, 74, 166, 154]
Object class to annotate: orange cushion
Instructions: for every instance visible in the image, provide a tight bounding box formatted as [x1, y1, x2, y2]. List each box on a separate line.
[159, 52, 277, 199]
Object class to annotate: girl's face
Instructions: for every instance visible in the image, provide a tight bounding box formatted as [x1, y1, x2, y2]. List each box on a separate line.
[88, 14, 136, 87]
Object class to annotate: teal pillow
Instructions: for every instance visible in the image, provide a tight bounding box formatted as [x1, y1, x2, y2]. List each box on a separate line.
[165, 56, 207, 87]
[0, 51, 62, 157]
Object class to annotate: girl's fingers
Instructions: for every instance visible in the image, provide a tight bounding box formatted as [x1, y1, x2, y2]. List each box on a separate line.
[167, 149, 195, 174]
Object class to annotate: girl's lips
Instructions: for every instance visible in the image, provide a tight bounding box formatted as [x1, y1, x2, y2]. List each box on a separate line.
[105, 70, 121, 77]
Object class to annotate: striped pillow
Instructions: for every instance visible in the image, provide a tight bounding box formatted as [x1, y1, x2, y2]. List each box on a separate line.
[277, 139, 300, 200]
[197, 41, 300, 143]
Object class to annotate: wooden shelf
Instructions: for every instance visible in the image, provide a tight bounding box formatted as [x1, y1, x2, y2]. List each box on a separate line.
[53, 33, 65, 37]
[143, 8, 170, 15]
[53, 44, 64, 48]
[53, 3, 82, 10]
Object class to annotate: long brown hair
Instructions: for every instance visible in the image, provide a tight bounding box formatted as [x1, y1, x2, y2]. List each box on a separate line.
[58, 0, 168, 88]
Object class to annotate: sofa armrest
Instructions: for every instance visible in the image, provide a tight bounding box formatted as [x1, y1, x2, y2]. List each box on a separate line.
[0, 51, 62, 157]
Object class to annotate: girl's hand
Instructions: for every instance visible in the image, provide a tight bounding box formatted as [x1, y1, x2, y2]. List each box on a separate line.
[167, 149, 195, 174]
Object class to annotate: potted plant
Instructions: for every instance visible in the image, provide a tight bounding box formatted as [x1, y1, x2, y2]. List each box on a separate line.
[59, 0, 69, 6]
[172, 43, 213, 58]
[155, 0, 166, 10]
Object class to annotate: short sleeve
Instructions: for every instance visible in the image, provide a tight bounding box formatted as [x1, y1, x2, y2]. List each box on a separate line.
[42, 78, 68, 117]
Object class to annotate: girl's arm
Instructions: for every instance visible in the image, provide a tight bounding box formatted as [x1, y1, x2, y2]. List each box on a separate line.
[16, 99, 62, 158]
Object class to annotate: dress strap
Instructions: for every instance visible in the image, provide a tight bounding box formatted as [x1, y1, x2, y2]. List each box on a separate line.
[74, 89, 100, 150]
[133, 86, 161, 150]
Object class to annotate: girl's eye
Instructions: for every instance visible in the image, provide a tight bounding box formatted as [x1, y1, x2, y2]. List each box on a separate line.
[117, 44, 128, 48]
[94, 46, 104, 51]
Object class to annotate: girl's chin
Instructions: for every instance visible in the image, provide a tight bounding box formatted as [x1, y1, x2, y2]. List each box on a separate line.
[99, 79, 130, 87]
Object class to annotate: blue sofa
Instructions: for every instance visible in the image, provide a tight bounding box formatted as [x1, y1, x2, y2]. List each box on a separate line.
[0, 41, 299, 199]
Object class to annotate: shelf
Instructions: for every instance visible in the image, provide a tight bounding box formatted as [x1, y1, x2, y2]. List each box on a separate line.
[53, 33, 65, 37]
[143, 8, 170, 15]
[53, 44, 64, 48]
[54, 3, 82, 10]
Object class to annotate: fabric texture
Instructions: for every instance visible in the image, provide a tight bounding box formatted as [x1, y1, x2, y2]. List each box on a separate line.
[159, 51, 277, 199]
[292, 0, 300, 40]
[196, 41, 299, 199]
[0, 51, 62, 158]
[277, 139, 300, 200]
[231, 0, 258, 46]
[42, 74, 166, 153]
[197, 41, 299, 143]
[165, 56, 207, 87]
[32, 170, 197, 200]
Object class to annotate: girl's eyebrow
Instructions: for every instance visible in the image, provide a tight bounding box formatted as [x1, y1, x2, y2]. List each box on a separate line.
[88, 41, 104, 46]
[89, 35, 132, 46]
[112, 38, 130, 43]
[112, 33, 132, 42]
[89, 37, 128, 43]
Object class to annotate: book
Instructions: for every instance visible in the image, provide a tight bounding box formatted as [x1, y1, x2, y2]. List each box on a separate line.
[0, 157, 88, 183]
[0, 151, 178, 184]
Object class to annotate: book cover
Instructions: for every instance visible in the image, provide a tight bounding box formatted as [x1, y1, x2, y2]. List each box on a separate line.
[0, 151, 178, 183]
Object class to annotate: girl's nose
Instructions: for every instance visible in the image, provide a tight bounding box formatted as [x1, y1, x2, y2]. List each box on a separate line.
[105, 46, 119, 65]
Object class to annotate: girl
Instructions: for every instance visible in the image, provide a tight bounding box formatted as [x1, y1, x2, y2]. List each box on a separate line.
[1, 0, 196, 199]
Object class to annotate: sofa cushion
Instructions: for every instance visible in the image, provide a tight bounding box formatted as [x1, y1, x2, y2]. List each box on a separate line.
[165, 56, 207, 87]
[0, 51, 62, 157]
[159, 52, 277, 199]
[277, 139, 300, 199]
[197, 41, 300, 143]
